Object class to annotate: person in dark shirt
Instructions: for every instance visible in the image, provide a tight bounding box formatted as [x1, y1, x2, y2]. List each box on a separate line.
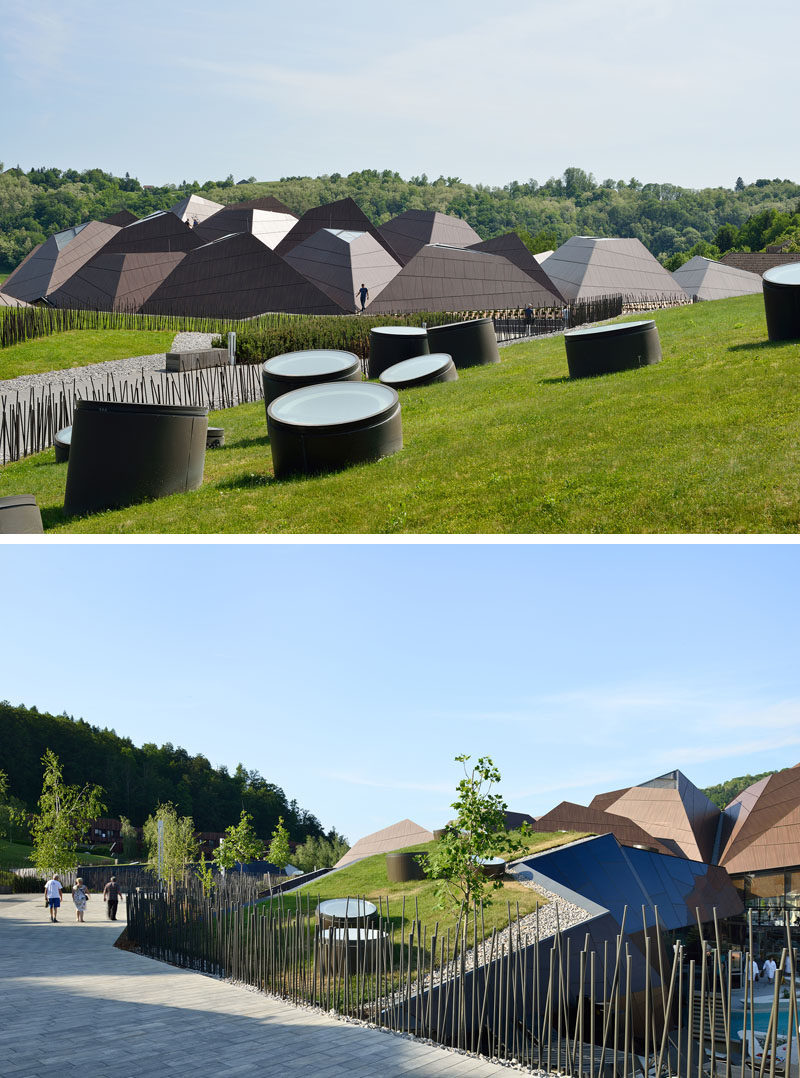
[103, 876, 121, 920]
[356, 283, 369, 311]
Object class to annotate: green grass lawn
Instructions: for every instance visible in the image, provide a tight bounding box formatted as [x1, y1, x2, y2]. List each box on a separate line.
[269, 830, 586, 944]
[0, 839, 114, 869]
[0, 329, 174, 380]
[2, 294, 798, 533]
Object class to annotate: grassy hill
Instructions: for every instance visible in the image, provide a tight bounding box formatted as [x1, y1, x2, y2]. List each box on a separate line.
[0, 839, 114, 870]
[2, 293, 798, 533]
[269, 830, 587, 944]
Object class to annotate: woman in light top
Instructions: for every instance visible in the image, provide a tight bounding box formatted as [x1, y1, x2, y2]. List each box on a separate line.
[72, 877, 90, 923]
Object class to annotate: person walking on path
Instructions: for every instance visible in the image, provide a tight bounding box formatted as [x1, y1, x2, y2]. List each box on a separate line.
[356, 283, 369, 312]
[72, 878, 90, 923]
[763, 956, 777, 983]
[44, 875, 63, 922]
[524, 302, 534, 336]
[103, 876, 121, 921]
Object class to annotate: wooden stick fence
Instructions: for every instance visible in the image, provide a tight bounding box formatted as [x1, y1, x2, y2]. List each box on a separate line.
[126, 885, 799, 1077]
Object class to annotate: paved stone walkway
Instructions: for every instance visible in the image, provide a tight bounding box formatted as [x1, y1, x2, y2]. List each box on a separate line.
[0, 895, 513, 1078]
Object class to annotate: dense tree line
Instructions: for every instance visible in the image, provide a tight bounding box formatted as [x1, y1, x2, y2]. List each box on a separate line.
[0, 701, 333, 843]
[701, 770, 775, 810]
[1, 162, 798, 272]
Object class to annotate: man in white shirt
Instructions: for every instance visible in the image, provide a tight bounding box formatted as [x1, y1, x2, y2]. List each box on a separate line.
[752, 958, 760, 982]
[763, 957, 777, 983]
[44, 875, 63, 922]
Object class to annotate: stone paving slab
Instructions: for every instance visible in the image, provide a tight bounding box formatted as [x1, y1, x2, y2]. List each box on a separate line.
[0, 895, 514, 1078]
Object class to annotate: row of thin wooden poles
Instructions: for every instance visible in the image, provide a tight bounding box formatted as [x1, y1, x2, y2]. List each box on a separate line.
[124, 884, 800, 1078]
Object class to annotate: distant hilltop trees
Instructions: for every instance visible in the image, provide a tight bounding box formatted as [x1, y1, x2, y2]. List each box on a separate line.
[701, 770, 776, 809]
[0, 700, 335, 844]
[0, 163, 798, 274]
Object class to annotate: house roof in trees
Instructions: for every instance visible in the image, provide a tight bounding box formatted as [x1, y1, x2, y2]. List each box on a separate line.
[1, 220, 122, 302]
[275, 197, 400, 262]
[101, 209, 139, 227]
[194, 206, 298, 250]
[468, 232, 567, 302]
[97, 211, 204, 256]
[541, 236, 689, 302]
[334, 818, 434, 869]
[170, 193, 224, 225]
[368, 243, 562, 313]
[717, 765, 800, 874]
[141, 231, 342, 317]
[587, 770, 721, 863]
[720, 251, 800, 275]
[672, 256, 763, 300]
[378, 210, 482, 266]
[48, 250, 188, 312]
[284, 228, 402, 312]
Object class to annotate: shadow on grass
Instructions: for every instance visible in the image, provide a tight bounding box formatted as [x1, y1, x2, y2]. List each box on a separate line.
[224, 434, 271, 450]
[727, 339, 785, 352]
[41, 505, 68, 529]
[215, 472, 277, 491]
[539, 375, 571, 385]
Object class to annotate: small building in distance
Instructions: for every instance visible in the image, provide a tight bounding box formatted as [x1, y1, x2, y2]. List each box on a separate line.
[541, 236, 689, 303]
[672, 256, 763, 300]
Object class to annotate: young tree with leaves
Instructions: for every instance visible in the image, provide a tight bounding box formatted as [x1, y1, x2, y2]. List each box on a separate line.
[213, 810, 264, 872]
[268, 816, 291, 869]
[142, 802, 198, 889]
[30, 750, 106, 874]
[424, 754, 529, 914]
[119, 815, 138, 861]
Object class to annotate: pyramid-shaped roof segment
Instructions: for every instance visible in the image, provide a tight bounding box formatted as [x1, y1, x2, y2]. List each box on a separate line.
[468, 232, 565, 302]
[368, 244, 558, 313]
[588, 770, 721, 863]
[542, 236, 689, 302]
[98, 211, 203, 256]
[0, 291, 31, 307]
[142, 232, 342, 318]
[194, 206, 298, 250]
[334, 818, 434, 869]
[170, 193, 224, 225]
[379, 210, 482, 265]
[672, 256, 763, 301]
[48, 251, 187, 312]
[101, 209, 139, 227]
[718, 765, 800, 874]
[275, 197, 400, 262]
[535, 800, 676, 856]
[1, 220, 121, 303]
[284, 228, 401, 312]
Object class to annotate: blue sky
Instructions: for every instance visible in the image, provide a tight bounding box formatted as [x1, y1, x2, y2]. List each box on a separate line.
[1, 0, 798, 190]
[1, 542, 798, 843]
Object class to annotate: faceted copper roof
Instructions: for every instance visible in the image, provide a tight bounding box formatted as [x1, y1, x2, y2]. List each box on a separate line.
[542, 236, 689, 302]
[48, 251, 187, 312]
[468, 232, 566, 302]
[588, 770, 721, 863]
[142, 232, 342, 317]
[101, 209, 139, 227]
[275, 197, 400, 262]
[194, 206, 298, 250]
[169, 193, 224, 225]
[99, 212, 203, 255]
[284, 228, 401, 312]
[672, 256, 763, 300]
[334, 818, 434, 869]
[368, 244, 560, 313]
[718, 765, 800, 874]
[535, 800, 676, 856]
[0, 291, 32, 307]
[1, 220, 121, 302]
[379, 210, 482, 266]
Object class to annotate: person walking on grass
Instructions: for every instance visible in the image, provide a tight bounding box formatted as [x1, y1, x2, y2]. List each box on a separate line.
[103, 876, 121, 921]
[44, 874, 63, 922]
[72, 878, 89, 923]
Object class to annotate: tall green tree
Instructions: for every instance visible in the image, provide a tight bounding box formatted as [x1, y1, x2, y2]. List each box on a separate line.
[30, 749, 106, 874]
[142, 802, 198, 888]
[268, 816, 291, 869]
[213, 810, 264, 872]
[119, 815, 138, 861]
[424, 754, 529, 913]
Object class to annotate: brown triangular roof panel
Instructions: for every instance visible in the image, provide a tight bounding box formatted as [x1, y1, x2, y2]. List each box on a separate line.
[275, 197, 400, 262]
[368, 244, 562, 313]
[719, 766, 800, 873]
[334, 818, 434, 869]
[142, 232, 342, 317]
[542, 236, 689, 302]
[284, 228, 401, 312]
[99, 212, 203, 256]
[194, 206, 298, 250]
[101, 209, 139, 227]
[379, 210, 482, 266]
[0, 291, 32, 307]
[535, 800, 675, 855]
[49, 251, 188, 312]
[672, 256, 763, 300]
[1, 221, 121, 302]
[469, 232, 567, 301]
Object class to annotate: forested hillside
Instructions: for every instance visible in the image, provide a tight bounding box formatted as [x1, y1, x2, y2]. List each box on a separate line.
[0, 701, 332, 842]
[702, 770, 776, 809]
[1, 163, 798, 272]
